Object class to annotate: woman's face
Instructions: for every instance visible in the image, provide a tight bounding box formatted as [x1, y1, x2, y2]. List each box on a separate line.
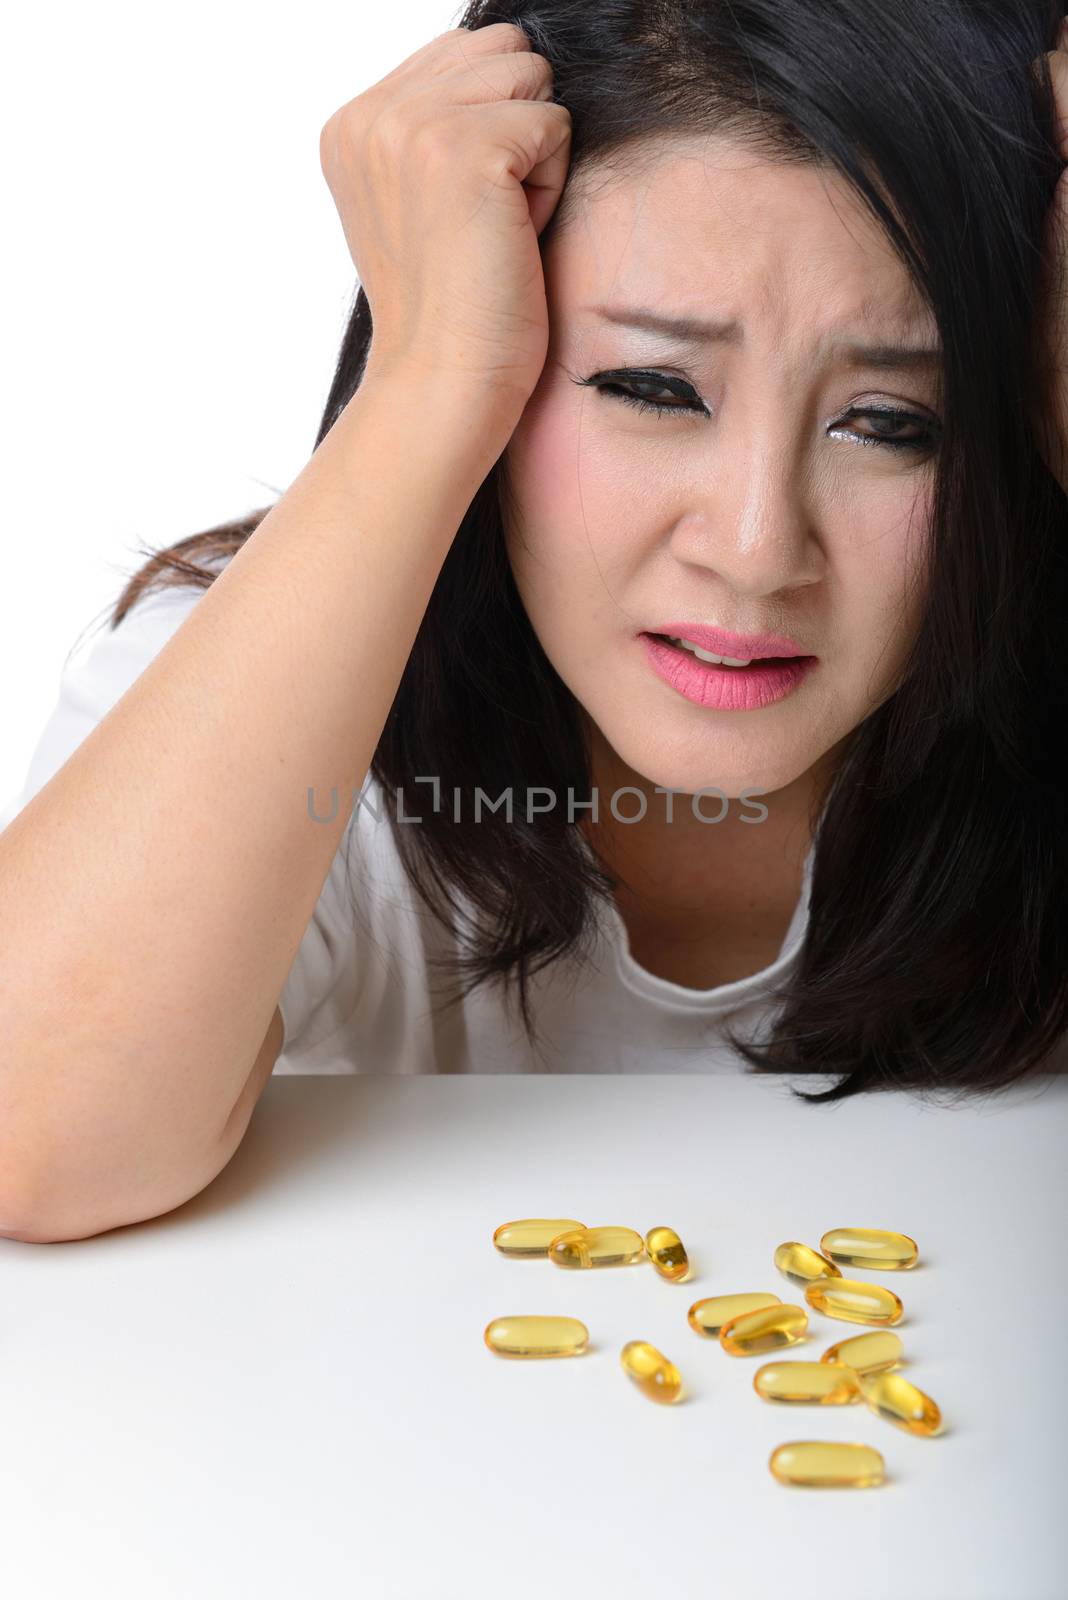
[501, 136, 942, 802]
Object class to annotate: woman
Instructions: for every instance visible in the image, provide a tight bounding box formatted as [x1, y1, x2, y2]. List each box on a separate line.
[1, 1, 1066, 1242]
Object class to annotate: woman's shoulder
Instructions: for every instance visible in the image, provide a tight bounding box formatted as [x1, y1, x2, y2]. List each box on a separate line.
[0, 577, 219, 832]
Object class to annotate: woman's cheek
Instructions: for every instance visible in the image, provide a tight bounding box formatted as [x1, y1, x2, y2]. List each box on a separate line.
[503, 393, 578, 549]
[838, 475, 935, 700]
[504, 394, 638, 571]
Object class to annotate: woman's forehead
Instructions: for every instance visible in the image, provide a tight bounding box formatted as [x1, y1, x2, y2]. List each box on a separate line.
[546, 137, 933, 344]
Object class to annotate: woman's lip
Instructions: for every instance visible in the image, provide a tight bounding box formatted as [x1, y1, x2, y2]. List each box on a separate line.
[639, 633, 818, 711]
[644, 624, 815, 660]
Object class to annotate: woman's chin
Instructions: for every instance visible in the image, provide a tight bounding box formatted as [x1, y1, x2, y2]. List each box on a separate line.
[594, 728, 813, 806]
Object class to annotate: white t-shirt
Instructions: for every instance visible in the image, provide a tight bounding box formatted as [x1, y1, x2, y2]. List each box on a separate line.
[0, 580, 816, 1077]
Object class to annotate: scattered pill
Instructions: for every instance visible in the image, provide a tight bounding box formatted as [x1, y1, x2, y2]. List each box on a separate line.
[769, 1441, 885, 1488]
[820, 1227, 918, 1271]
[773, 1241, 843, 1288]
[821, 1331, 903, 1375]
[858, 1371, 942, 1436]
[688, 1293, 781, 1337]
[488, 1217, 940, 1475]
[645, 1225, 689, 1281]
[720, 1303, 808, 1355]
[548, 1226, 646, 1268]
[754, 1360, 860, 1404]
[620, 1340, 683, 1403]
[805, 1279, 904, 1326]
[483, 1316, 589, 1358]
[492, 1219, 586, 1258]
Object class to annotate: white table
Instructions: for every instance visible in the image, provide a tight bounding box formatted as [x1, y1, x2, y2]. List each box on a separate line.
[2, 1070, 1065, 1600]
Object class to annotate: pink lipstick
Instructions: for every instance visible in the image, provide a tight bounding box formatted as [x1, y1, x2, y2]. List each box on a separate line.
[639, 624, 819, 712]
[648, 622, 810, 659]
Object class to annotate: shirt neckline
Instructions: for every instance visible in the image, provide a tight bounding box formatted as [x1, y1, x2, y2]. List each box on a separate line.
[597, 841, 814, 1015]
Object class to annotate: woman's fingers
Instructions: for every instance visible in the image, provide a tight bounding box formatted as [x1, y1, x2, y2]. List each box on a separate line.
[1047, 24, 1068, 160]
[1031, 30, 1068, 496]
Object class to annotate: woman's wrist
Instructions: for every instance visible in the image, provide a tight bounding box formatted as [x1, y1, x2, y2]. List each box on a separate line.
[357, 348, 530, 463]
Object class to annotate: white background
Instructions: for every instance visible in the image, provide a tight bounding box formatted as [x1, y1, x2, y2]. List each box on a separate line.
[0, 0, 460, 811]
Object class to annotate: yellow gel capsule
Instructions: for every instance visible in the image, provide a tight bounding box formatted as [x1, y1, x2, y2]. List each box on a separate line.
[548, 1226, 646, 1268]
[492, 1218, 586, 1258]
[688, 1293, 781, 1337]
[858, 1371, 943, 1436]
[821, 1331, 903, 1375]
[483, 1316, 589, 1357]
[645, 1225, 689, 1281]
[620, 1340, 683, 1404]
[769, 1441, 885, 1488]
[754, 1361, 860, 1404]
[773, 1241, 843, 1288]
[820, 1227, 919, 1270]
[805, 1279, 903, 1326]
[719, 1303, 808, 1355]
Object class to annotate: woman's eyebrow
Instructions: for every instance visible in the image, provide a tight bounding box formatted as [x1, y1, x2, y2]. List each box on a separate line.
[580, 303, 942, 371]
[580, 303, 740, 350]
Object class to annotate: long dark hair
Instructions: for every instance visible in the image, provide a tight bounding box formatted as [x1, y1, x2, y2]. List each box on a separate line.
[109, 0, 1068, 1103]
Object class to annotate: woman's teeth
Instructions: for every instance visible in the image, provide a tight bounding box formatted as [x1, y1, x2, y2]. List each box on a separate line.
[665, 635, 754, 667]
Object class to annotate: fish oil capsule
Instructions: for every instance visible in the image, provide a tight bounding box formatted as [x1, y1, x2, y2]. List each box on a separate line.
[620, 1340, 683, 1404]
[820, 1227, 918, 1271]
[492, 1219, 586, 1258]
[548, 1226, 646, 1269]
[821, 1331, 903, 1376]
[773, 1241, 843, 1288]
[688, 1293, 781, 1337]
[754, 1361, 860, 1405]
[858, 1371, 942, 1436]
[769, 1441, 885, 1488]
[719, 1303, 808, 1355]
[805, 1279, 903, 1326]
[645, 1225, 689, 1281]
[483, 1316, 589, 1358]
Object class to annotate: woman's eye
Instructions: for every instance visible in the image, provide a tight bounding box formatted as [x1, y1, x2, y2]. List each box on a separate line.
[574, 370, 707, 418]
[831, 407, 941, 453]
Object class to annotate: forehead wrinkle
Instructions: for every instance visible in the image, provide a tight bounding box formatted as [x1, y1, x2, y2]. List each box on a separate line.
[551, 146, 938, 372]
[574, 301, 941, 375]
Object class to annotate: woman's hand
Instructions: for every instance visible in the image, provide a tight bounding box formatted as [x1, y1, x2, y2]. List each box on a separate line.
[318, 23, 572, 410]
[1031, 20, 1068, 496]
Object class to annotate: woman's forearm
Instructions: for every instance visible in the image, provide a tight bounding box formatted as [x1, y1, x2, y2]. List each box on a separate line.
[0, 359, 515, 1237]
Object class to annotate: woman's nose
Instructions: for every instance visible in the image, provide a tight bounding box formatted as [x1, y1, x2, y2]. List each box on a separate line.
[666, 442, 825, 597]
